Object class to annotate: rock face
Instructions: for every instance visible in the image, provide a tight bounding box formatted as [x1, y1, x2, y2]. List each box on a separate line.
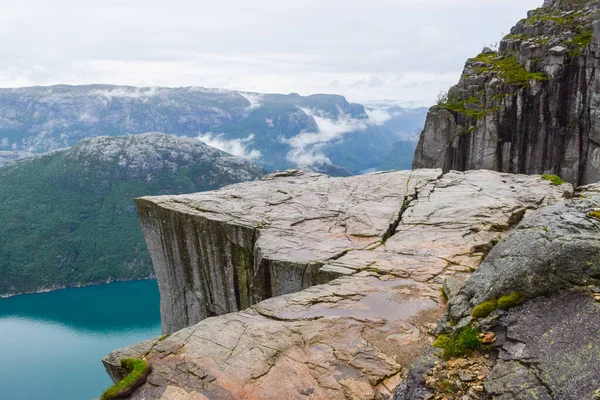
[413, 0, 600, 186]
[104, 169, 570, 399]
[396, 184, 600, 400]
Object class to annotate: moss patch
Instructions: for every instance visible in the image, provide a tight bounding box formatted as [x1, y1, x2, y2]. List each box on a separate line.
[433, 326, 483, 360]
[498, 292, 527, 309]
[100, 358, 151, 400]
[472, 299, 498, 318]
[542, 173, 566, 185]
[157, 334, 169, 342]
[589, 211, 600, 220]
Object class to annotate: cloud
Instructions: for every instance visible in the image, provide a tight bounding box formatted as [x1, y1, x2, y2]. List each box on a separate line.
[0, 0, 541, 104]
[238, 92, 263, 111]
[197, 133, 261, 160]
[364, 107, 392, 125]
[92, 86, 159, 100]
[283, 108, 370, 165]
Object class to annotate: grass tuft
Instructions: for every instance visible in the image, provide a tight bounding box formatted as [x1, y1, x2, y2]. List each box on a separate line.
[433, 326, 483, 360]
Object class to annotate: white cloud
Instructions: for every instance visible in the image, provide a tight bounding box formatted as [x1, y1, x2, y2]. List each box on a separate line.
[364, 107, 393, 125]
[93, 87, 159, 100]
[238, 92, 263, 111]
[197, 133, 261, 160]
[0, 0, 541, 104]
[283, 108, 370, 165]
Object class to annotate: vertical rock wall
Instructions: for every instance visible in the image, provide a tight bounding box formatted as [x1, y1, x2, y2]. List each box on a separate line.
[136, 198, 259, 333]
[413, 0, 600, 185]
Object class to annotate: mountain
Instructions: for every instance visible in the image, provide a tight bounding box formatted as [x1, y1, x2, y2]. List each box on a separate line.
[0, 133, 263, 296]
[363, 100, 429, 140]
[0, 85, 423, 175]
[0, 151, 34, 167]
[376, 140, 417, 171]
[413, 0, 600, 185]
[361, 101, 427, 172]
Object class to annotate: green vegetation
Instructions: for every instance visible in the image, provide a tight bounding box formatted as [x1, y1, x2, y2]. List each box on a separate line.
[433, 326, 483, 360]
[471, 52, 547, 87]
[0, 138, 263, 296]
[157, 334, 169, 342]
[440, 287, 449, 302]
[436, 90, 488, 120]
[498, 292, 527, 309]
[524, 7, 587, 28]
[100, 358, 150, 400]
[471, 299, 498, 318]
[519, 7, 592, 56]
[542, 173, 566, 185]
[565, 28, 593, 56]
[589, 211, 600, 220]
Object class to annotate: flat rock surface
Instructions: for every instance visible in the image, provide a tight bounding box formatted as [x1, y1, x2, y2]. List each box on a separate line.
[105, 169, 571, 400]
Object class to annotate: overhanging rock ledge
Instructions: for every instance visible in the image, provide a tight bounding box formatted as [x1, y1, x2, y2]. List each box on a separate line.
[104, 169, 570, 400]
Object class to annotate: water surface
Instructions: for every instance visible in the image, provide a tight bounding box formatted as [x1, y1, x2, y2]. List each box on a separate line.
[0, 280, 161, 400]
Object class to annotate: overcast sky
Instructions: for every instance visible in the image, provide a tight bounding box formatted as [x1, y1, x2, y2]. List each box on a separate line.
[0, 0, 541, 105]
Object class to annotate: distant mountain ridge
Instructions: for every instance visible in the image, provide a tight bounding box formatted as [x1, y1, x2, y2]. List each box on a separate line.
[0, 85, 427, 175]
[0, 132, 263, 296]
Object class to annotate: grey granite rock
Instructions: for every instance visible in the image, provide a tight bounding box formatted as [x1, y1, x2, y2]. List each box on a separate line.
[449, 184, 600, 321]
[103, 169, 569, 400]
[413, 0, 600, 186]
[485, 290, 600, 399]
[398, 184, 600, 399]
[443, 277, 465, 300]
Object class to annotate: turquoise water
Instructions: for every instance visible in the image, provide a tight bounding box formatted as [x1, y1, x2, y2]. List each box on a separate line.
[0, 280, 161, 400]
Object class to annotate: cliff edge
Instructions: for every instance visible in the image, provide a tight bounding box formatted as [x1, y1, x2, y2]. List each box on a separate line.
[413, 0, 600, 186]
[104, 170, 569, 399]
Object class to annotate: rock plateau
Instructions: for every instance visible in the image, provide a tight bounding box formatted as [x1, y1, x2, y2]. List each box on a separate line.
[104, 169, 570, 399]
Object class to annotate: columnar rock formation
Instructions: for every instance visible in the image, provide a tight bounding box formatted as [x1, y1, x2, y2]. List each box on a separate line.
[413, 0, 600, 186]
[104, 170, 570, 399]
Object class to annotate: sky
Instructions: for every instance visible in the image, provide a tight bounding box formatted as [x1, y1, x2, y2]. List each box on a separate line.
[0, 0, 541, 105]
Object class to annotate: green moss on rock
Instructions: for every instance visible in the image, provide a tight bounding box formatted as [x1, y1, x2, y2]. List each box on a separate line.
[498, 292, 527, 309]
[472, 299, 498, 318]
[542, 174, 566, 185]
[589, 211, 600, 220]
[100, 358, 150, 400]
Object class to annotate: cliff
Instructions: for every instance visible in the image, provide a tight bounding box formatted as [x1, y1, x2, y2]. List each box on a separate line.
[104, 169, 570, 399]
[413, 0, 600, 186]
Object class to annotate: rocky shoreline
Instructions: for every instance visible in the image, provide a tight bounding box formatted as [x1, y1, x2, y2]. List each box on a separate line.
[0, 275, 156, 299]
